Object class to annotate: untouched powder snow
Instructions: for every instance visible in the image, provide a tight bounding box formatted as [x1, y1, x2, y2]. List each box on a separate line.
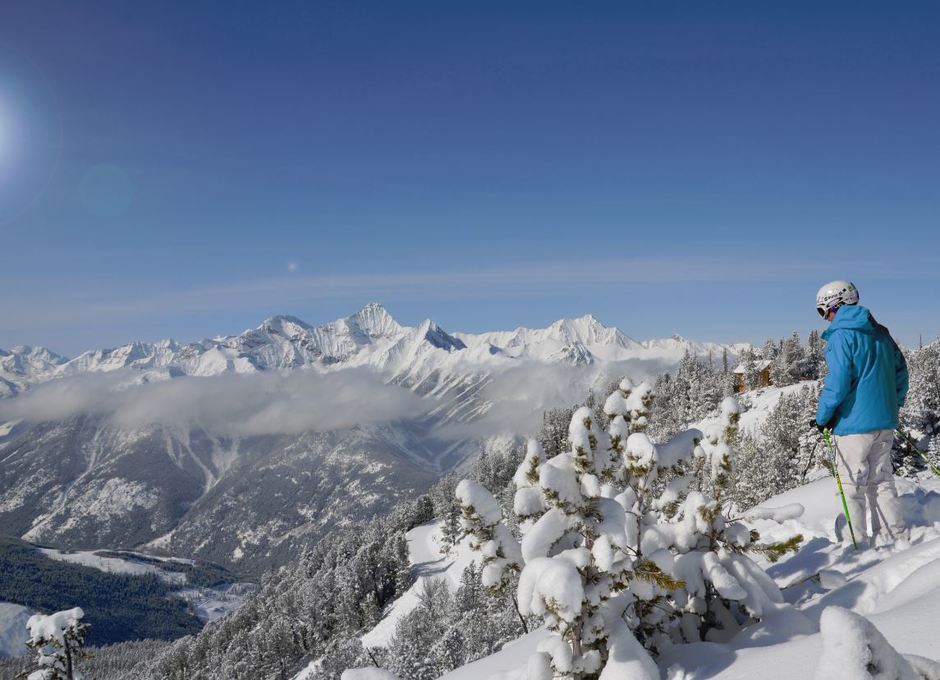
[431, 473, 940, 679]
[658, 474, 940, 679]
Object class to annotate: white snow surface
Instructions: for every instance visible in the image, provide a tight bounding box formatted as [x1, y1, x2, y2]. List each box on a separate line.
[38, 548, 187, 585]
[429, 472, 940, 679]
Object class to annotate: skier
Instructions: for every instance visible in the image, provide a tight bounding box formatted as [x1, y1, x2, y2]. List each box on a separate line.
[815, 280, 909, 545]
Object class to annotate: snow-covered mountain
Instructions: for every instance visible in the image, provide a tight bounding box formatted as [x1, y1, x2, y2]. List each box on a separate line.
[0, 305, 748, 574]
[0, 346, 67, 398]
[0, 303, 746, 389]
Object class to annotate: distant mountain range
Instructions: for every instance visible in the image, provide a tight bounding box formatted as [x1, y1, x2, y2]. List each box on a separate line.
[0, 303, 747, 395]
[0, 304, 748, 574]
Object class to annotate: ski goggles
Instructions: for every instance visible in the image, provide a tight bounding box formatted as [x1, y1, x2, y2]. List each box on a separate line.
[817, 304, 836, 318]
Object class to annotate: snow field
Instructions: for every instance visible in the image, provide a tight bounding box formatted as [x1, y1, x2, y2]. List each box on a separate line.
[38, 548, 187, 584]
[426, 474, 940, 679]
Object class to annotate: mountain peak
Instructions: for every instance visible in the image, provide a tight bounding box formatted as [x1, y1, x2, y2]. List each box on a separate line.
[546, 313, 637, 348]
[353, 302, 402, 338]
[259, 315, 313, 336]
[416, 319, 466, 352]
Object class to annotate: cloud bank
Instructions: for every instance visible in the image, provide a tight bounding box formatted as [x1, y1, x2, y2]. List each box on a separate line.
[434, 357, 672, 440]
[0, 357, 675, 442]
[0, 368, 430, 437]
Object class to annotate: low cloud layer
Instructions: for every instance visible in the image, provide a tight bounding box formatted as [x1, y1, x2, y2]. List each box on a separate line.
[0, 368, 430, 437]
[434, 358, 672, 441]
[0, 358, 674, 441]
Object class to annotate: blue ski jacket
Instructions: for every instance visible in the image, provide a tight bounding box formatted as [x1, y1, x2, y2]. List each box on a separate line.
[816, 305, 909, 435]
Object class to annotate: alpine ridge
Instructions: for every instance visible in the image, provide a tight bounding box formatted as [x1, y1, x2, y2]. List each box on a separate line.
[0, 304, 748, 574]
[0, 303, 746, 392]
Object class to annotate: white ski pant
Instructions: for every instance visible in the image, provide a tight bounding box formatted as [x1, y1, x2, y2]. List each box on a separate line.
[833, 429, 905, 541]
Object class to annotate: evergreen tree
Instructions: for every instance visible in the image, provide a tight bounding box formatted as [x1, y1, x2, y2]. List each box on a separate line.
[19, 608, 90, 680]
[770, 333, 805, 387]
[386, 579, 452, 680]
[455, 479, 522, 590]
[805, 329, 825, 380]
[731, 385, 823, 508]
[538, 407, 574, 459]
[457, 391, 801, 678]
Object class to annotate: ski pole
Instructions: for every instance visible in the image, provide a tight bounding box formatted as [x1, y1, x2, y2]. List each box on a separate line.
[823, 429, 858, 551]
[896, 427, 940, 478]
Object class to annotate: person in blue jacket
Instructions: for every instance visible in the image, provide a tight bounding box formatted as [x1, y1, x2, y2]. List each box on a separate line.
[815, 280, 909, 545]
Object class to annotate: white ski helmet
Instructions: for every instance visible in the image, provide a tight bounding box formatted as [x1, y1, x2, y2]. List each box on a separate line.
[816, 280, 859, 317]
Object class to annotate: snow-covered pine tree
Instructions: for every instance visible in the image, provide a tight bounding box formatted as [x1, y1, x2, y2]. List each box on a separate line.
[514, 405, 660, 678]
[454, 387, 803, 678]
[19, 608, 89, 680]
[455, 479, 523, 590]
[386, 579, 452, 680]
[770, 333, 805, 387]
[902, 341, 940, 455]
[732, 384, 824, 508]
[440, 505, 462, 552]
[539, 407, 575, 459]
[736, 348, 763, 392]
[761, 339, 780, 363]
[805, 329, 824, 380]
[626, 381, 655, 434]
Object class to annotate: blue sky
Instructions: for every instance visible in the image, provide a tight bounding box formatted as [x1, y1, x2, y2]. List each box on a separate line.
[1, 1, 938, 355]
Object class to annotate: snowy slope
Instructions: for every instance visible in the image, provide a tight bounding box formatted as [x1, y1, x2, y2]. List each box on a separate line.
[441, 473, 940, 679]
[691, 381, 815, 439]
[361, 523, 478, 650]
[293, 523, 480, 680]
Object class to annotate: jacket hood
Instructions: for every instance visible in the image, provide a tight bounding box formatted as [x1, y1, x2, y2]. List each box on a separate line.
[823, 304, 874, 339]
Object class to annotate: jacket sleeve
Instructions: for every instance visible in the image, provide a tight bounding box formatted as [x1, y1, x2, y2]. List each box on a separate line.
[895, 344, 909, 408]
[817, 331, 853, 426]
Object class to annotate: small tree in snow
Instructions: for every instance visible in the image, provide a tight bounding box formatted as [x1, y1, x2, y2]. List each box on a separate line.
[455, 479, 522, 591]
[18, 608, 89, 680]
[456, 385, 802, 679]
